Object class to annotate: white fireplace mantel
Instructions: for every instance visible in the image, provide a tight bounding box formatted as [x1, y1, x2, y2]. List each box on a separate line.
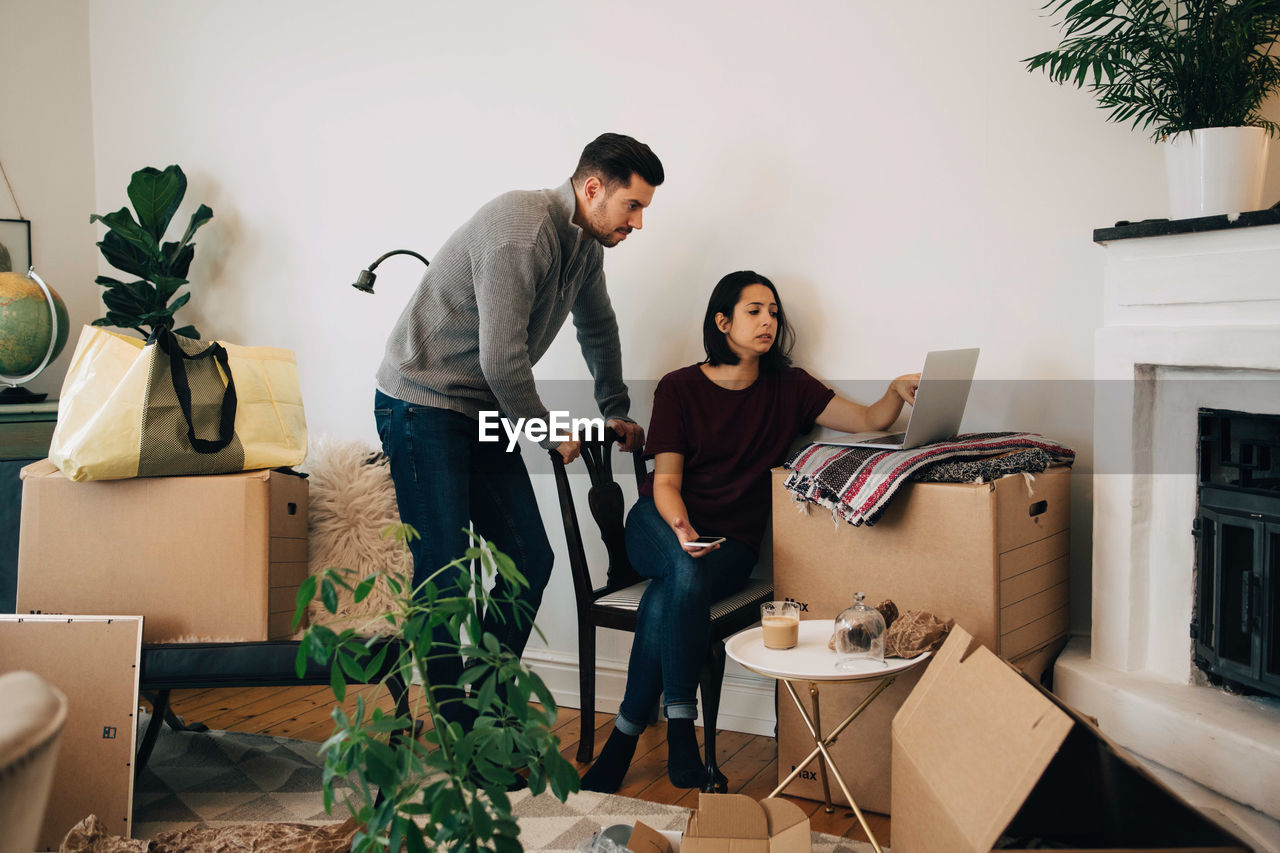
[1054, 219, 1280, 850]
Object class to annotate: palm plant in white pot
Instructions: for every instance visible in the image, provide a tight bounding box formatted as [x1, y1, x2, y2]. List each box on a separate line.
[1026, 0, 1280, 219]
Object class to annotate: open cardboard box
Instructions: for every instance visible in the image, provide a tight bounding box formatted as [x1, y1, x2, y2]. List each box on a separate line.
[891, 626, 1253, 852]
[629, 794, 811, 853]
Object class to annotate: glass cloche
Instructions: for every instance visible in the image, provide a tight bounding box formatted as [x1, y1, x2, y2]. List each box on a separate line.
[833, 592, 886, 669]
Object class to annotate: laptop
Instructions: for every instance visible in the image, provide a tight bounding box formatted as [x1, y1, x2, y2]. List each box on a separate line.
[825, 347, 980, 450]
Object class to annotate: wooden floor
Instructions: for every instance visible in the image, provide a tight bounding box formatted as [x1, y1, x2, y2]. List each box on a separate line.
[155, 684, 891, 846]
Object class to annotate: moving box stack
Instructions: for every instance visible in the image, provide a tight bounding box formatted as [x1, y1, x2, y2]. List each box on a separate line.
[770, 464, 1071, 813]
[16, 460, 309, 643]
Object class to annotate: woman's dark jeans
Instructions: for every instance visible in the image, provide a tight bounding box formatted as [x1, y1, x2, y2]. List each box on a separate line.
[374, 390, 554, 723]
[616, 496, 754, 734]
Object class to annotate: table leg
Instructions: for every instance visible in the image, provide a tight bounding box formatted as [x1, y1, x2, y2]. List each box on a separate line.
[769, 676, 899, 853]
[809, 682, 834, 814]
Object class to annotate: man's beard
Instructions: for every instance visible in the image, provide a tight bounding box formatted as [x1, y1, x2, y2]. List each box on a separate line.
[584, 202, 629, 247]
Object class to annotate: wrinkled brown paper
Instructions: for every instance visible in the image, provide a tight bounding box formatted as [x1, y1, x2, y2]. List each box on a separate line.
[61, 814, 359, 853]
[885, 609, 951, 658]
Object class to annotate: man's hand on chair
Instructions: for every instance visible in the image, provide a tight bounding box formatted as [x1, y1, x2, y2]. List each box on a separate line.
[556, 441, 581, 464]
[606, 418, 645, 453]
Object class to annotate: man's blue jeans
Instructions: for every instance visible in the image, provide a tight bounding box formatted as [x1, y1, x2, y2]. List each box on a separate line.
[616, 497, 755, 734]
[374, 390, 554, 723]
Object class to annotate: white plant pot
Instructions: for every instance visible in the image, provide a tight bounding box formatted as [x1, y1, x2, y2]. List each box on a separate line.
[1163, 126, 1271, 219]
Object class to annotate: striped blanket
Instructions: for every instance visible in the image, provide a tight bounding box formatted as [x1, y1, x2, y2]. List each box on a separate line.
[783, 432, 1075, 527]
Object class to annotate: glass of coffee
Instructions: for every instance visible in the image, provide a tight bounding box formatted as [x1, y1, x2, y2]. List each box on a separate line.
[760, 600, 801, 649]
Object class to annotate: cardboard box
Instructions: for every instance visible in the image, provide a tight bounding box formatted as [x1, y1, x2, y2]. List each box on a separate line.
[629, 822, 678, 853]
[16, 460, 308, 643]
[772, 465, 1070, 813]
[892, 626, 1251, 852]
[0, 614, 143, 850]
[680, 794, 811, 853]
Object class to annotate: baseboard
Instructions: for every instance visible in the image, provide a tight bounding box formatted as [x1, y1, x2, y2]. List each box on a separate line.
[521, 647, 778, 738]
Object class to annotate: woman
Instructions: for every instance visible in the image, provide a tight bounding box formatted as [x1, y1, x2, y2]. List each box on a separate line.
[580, 270, 919, 793]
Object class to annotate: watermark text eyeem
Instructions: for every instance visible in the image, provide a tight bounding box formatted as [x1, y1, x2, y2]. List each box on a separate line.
[478, 411, 605, 451]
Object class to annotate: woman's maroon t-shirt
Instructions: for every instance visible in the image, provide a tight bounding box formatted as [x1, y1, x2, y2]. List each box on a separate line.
[638, 364, 835, 553]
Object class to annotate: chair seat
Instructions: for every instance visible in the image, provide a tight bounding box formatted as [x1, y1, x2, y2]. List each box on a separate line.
[594, 581, 650, 610]
[594, 577, 773, 623]
[709, 578, 773, 623]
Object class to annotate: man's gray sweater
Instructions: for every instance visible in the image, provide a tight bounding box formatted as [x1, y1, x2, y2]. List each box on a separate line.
[376, 180, 630, 435]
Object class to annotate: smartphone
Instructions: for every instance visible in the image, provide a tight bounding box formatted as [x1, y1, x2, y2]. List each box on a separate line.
[682, 536, 726, 550]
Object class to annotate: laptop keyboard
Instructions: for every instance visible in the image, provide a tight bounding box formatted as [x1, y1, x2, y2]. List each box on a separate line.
[858, 432, 907, 446]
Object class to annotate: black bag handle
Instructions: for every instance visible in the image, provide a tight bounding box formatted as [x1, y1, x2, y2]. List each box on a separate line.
[153, 328, 238, 454]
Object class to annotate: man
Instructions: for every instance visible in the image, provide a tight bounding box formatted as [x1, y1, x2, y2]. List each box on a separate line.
[374, 133, 663, 723]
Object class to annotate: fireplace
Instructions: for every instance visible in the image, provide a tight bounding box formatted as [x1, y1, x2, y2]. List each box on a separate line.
[1052, 213, 1280, 845]
[1194, 408, 1280, 699]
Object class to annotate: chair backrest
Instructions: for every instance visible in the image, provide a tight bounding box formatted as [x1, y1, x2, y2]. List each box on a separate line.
[548, 428, 648, 606]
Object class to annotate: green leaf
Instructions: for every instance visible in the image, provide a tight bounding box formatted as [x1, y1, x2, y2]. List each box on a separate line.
[363, 641, 391, 681]
[321, 578, 339, 614]
[338, 649, 366, 684]
[365, 714, 411, 734]
[301, 629, 328, 665]
[330, 660, 347, 702]
[296, 575, 318, 607]
[171, 324, 200, 339]
[150, 274, 189, 302]
[353, 576, 376, 603]
[293, 641, 310, 678]
[127, 165, 187, 242]
[173, 204, 213, 254]
[476, 676, 498, 715]
[494, 549, 523, 586]
[161, 241, 196, 279]
[403, 821, 428, 853]
[388, 815, 406, 853]
[91, 208, 161, 260]
[471, 800, 494, 836]
[166, 291, 191, 314]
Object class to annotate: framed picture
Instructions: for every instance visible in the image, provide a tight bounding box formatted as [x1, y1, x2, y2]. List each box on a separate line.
[0, 218, 31, 274]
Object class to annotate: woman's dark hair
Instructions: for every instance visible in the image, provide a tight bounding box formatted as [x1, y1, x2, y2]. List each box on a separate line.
[572, 133, 665, 189]
[702, 270, 794, 371]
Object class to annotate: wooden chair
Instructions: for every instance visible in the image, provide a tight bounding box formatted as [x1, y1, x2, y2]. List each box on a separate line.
[548, 429, 773, 792]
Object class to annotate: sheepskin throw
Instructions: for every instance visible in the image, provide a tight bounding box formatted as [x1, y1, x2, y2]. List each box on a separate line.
[298, 436, 408, 635]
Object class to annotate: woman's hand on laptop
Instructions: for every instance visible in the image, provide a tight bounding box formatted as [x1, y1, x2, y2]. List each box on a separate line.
[816, 371, 921, 434]
[892, 373, 921, 405]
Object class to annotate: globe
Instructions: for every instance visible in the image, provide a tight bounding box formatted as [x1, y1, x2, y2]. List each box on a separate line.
[0, 270, 69, 381]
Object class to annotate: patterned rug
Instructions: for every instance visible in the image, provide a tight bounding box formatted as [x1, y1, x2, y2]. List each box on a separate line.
[132, 721, 878, 852]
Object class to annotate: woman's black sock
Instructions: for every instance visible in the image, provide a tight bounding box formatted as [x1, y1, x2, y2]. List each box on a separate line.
[666, 718, 706, 788]
[580, 727, 639, 793]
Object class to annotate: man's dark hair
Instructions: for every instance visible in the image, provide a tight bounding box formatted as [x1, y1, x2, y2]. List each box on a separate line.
[572, 133, 664, 189]
[702, 270, 794, 371]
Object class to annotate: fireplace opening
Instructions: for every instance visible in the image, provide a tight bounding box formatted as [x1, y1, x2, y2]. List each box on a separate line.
[1193, 408, 1280, 699]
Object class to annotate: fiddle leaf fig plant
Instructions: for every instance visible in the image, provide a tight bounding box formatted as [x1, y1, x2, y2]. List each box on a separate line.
[1026, 0, 1280, 141]
[294, 524, 580, 853]
[90, 164, 212, 339]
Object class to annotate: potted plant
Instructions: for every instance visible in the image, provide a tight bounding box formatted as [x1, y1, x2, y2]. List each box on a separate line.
[1026, 0, 1280, 218]
[294, 525, 580, 853]
[90, 164, 212, 338]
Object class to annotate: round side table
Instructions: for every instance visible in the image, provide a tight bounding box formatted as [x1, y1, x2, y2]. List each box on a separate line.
[725, 620, 931, 853]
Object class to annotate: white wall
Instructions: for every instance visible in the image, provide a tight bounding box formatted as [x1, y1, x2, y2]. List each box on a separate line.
[0, 0, 97, 398]
[73, 1, 1280, 720]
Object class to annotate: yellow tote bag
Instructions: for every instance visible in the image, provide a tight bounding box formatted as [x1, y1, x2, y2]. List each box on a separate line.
[50, 326, 308, 481]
